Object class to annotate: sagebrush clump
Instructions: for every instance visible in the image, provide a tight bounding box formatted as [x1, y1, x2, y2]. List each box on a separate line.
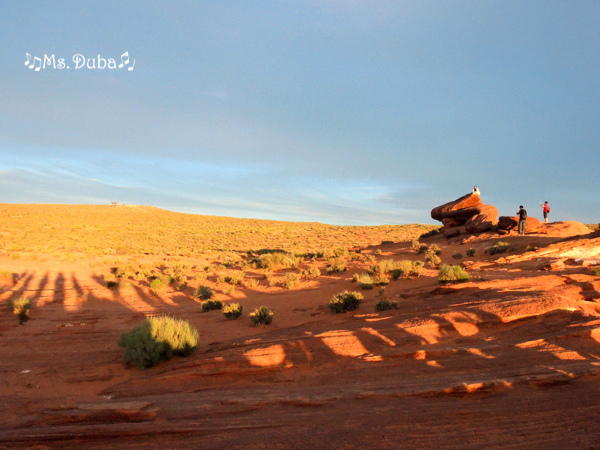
[250, 306, 273, 326]
[195, 285, 214, 300]
[8, 297, 31, 324]
[329, 291, 363, 313]
[488, 242, 510, 255]
[375, 299, 399, 311]
[223, 303, 243, 319]
[592, 267, 600, 276]
[438, 264, 469, 283]
[201, 299, 223, 312]
[326, 257, 347, 273]
[118, 316, 198, 369]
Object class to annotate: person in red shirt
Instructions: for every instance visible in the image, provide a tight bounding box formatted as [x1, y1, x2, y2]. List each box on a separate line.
[540, 201, 550, 223]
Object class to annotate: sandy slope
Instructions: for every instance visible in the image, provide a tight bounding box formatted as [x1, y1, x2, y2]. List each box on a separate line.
[1, 229, 600, 448]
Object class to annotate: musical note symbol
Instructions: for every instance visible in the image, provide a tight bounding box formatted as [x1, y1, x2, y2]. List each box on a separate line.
[25, 53, 32, 66]
[30, 56, 42, 71]
[128, 59, 135, 71]
[118, 51, 129, 69]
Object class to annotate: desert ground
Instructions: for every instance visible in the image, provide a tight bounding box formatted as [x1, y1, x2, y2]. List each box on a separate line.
[1, 204, 600, 448]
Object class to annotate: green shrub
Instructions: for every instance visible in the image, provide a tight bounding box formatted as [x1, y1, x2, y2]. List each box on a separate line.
[223, 303, 243, 319]
[195, 285, 214, 300]
[118, 316, 198, 369]
[452, 253, 463, 259]
[370, 258, 398, 275]
[329, 291, 363, 313]
[375, 299, 399, 311]
[250, 306, 273, 326]
[592, 267, 600, 276]
[488, 242, 510, 255]
[438, 264, 469, 283]
[357, 273, 375, 290]
[224, 285, 235, 295]
[429, 244, 441, 255]
[245, 278, 259, 288]
[8, 297, 31, 324]
[283, 272, 302, 289]
[0, 270, 14, 282]
[256, 252, 301, 271]
[525, 245, 536, 252]
[201, 299, 223, 312]
[466, 248, 476, 257]
[150, 278, 166, 294]
[412, 240, 428, 253]
[326, 257, 347, 273]
[419, 228, 439, 239]
[424, 249, 442, 267]
[301, 266, 321, 278]
[391, 260, 423, 279]
[220, 271, 245, 285]
[381, 240, 394, 245]
[372, 272, 390, 286]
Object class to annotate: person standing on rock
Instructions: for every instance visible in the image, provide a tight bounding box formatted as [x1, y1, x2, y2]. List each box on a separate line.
[540, 201, 550, 223]
[472, 186, 480, 196]
[516, 205, 527, 235]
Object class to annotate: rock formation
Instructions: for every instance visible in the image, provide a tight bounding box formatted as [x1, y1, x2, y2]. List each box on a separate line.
[431, 192, 498, 237]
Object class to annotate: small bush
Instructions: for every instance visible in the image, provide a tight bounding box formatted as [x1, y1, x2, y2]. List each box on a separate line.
[329, 291, 363, 313]
[223, 271, 246, 285]
[0, 270, 14, 282]
[375, 299, 399, 311]
[375, 249, 383, 255]
[592, 267, 600, 276]
[283, 272, 302, 289]
[201, 299, 223, 312]
[488, 242, 510, 255]
[224, 285, 235, 295]
[195, 285, 214, 300]
[466, 248, 476, 257]
[438, 264, 469, 283]
[357, 273, 375, 290]
[256, 252, 301, 271]
[412, 240, 428, 254]
[452, 253, 463, 259]
[420, 228, 439, 239]
[118, 316, 198, 369]
[525, 245, 536, 252]
[392, 260, 423, 279]
[429, 244, 441, 255]
[326, 257, 347, 273]
[301, 266, 321, 278]
[372, 272, 390, 286]
[150, 278, 166, 294]
[245, 278, 259, 288]
[250, 306, 273, 326]
[9, 297, 31, 324]
[424, 249, 442, 267]
[223, 303, 243, 319]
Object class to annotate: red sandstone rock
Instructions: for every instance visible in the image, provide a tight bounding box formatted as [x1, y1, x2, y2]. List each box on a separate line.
[465, 205, 499, 233]
[431, 193, 483, 222]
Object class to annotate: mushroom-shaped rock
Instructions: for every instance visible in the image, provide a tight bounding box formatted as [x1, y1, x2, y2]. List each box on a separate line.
[464, 205, 499, 233]
[431, 193, 483, 222]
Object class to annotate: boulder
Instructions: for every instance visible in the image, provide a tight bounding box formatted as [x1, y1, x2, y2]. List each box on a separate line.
[498, 216, 541, 233]
[465, 205, 499, 233]
[431, 193, 483, 222]
[444, 226, 462, 238]
[442, 218, 463, 228]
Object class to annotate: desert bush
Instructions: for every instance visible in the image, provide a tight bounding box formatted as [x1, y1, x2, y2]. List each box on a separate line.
[201, 299, 223, 312]
[412, 240, 428, 254]
[488, 242, 510, 255]
[8, 297, 31, 324]
[194, 272, 208, 281]
[250, 306, 273, 326]
[223, 303, 243, 319]
[424, 249, 442, 268]
[319, 247, 349, 259]
[256, 252, 301, 271]
[222, 271, 245, 285]
[525, 245, 536, 252]
[372, 272, 390, 286]
[363, 254, 377, 263]
[438, 264, 469, 283]
[429, 244, 441, 255]
[329, 291, 363, 313]
[466, 248, 476, 257]
[114, 264, 137, 279]
[375, 299, 399, 311]
[381, 240, 394, 245]
[357, 273, 375, 290]
[150, 278, 166, 294]
[391, 260, 423, 279]
[452, 253, 463, 259]
[245, 278, 259, 288]
[0, 270, 14, 282]
[118, 315, 198, 369]
[326, 257, 347, 273]
[369, 258, 398, 275]
[195, 285, 214, 300]
[375, 249, 383, 255]
[224, 285, 235, 295]
[592, 267, 600, 276]
[419, 228, 439, 239]
[301, 266, 321, 278]
[283, 272, 302, 289]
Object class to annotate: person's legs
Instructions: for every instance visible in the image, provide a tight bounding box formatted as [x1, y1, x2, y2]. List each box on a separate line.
[518, 220, 525, 235]
[544, 212, 548, 223]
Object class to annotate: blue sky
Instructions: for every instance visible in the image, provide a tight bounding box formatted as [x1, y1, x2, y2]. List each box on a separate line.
[1, 1, 599, 225]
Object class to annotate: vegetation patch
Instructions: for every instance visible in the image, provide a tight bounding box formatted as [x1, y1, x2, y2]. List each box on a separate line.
[438, 264, 469, 283]
[488, 242, 510, 255]
[592, 267, 600, 276]
[301, 266, 321, 278]
[201, 299, 223, 312]
[283, 272, 302, 289]
[375, 299, 399, 311]
[223, 303, 243, 320]
[118, 316, 198, 369]
[329, 291, 363, 313]
[357, 273, 375, 290]
[0, 270, 14, 283]
[195, 285, 214, 300]
[326, 257, 347, 273]
[466, 248, 476, 257]
[8, 297, 31, 324]
[250, 306, 273, 326]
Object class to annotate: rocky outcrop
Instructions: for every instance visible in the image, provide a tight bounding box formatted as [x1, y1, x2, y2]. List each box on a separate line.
[498, 216, 541, 233]
[432, 192, 498, 237]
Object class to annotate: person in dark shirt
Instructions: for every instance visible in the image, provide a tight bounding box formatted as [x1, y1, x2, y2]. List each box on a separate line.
[516, 205, 527, 235]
